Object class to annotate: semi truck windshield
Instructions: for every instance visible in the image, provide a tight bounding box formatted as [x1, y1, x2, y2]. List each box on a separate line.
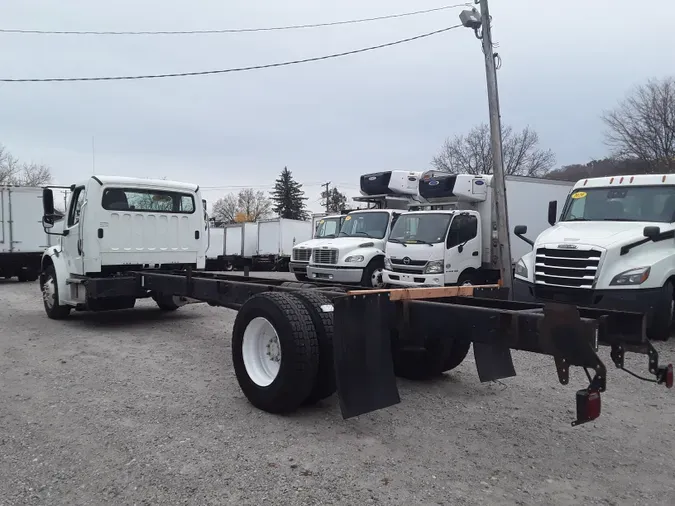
[389, 213, 453, 244]
[315, 217, 342, 238]
[339, 212, 389, 239]
[561, 186, 675, 223]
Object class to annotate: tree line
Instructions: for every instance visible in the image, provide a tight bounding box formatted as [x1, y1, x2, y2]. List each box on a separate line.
[0, 144, 53, 186]
[210, 167, 349, 226]
[431, 75, 675, 181]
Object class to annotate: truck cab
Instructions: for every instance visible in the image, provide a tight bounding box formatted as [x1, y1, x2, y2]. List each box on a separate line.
[513, 174, 675, 341]
[305, 209, 401, 287]
[383, 210, 482, 287]
[289, 214, 345, 281]
[39, 176, 207, 318]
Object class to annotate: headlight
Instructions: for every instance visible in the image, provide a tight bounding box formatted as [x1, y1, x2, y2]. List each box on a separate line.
[345, 255, 365, 263]
[610, 266, 651, 286]
[514, 258, 528, 279]
[424, 260, 444, 274]
[384, 257, 393, 270]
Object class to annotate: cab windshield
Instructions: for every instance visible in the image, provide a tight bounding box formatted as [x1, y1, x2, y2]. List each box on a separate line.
[560, 186, 675, 223]
[338, 212, 389, 239]
[388, 213, 453, 244]
[314, 217, 342, 238]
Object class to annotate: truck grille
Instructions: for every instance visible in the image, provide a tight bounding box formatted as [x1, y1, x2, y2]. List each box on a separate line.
[292, 248, 311, 262]
[312, 248, 338, 265]
[534, 247, 601, 288]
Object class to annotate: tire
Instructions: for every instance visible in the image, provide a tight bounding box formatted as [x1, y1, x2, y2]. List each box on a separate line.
[392, 331, 471, 380]
[40, 265, 71, 320]
[294, 273, 308, 282]
[289, 290, 337, 404]
[647, 281, 673, 342]
[232, 292, 319, 413]
[457, 270, 475, 287]
[153, 293, 187, 311]
[360, 257, 385, 288]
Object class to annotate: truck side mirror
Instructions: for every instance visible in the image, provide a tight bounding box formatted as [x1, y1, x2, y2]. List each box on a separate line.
[43, 188, 55, 216]
[514, 225, 534, 247]
[643, 226, 661, 240]
[548, 200, 557, 226]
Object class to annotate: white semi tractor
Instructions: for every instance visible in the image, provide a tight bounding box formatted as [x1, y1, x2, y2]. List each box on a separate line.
[382, 172, 575, 287]
[513, 173, 675, 342]
[289, 213, 346, 281]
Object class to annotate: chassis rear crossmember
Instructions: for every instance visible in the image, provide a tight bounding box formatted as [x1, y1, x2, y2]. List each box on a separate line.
[84, 271, 673, 425]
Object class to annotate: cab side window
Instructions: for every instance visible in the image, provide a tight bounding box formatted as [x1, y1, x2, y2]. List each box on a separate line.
[446, 214, 478, 248]
[68, 188, 85, 227]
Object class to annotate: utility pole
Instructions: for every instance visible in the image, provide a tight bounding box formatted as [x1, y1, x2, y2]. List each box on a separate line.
[460, 0, 513, 295]
[322, 181, 331, 213]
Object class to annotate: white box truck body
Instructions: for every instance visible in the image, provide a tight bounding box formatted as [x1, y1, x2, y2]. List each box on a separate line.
[254, 218, 312, 270]
[205, 226, 225, 270]
[382, 173, 575, 288]
[1, 186, 61, 281]
[222, 222, 258, 269]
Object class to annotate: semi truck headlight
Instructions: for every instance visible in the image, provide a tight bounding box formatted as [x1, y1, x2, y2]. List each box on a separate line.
[345, 255, 364, 263]
[610, 266, 651, 286]
[384, 257, 393, 270]
[515, 258, 528, 279]
[424, 260, 444, 274]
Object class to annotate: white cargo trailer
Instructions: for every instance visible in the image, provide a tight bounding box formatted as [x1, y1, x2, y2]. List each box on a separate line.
[254, 218, 312, 270]
[221, 222, 259, 270]
[1, 186, 61, 281]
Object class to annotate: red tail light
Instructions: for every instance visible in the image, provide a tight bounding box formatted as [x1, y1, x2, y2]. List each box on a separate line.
[656, 364, 673, 389]
[665, 364, 673, 389]
[572, 389, 601, 426]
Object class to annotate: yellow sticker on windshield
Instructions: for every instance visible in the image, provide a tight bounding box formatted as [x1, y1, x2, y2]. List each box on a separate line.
[319, 220, 324, 224]
[344, 215, 352, 220]
[571, 191, 587, 199]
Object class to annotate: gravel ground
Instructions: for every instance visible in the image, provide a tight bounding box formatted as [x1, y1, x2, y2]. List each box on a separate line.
[1, 273, 674, 505]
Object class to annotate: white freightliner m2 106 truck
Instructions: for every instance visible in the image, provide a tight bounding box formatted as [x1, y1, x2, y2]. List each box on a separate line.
[383, 172, 574, 287]
[39, 176, 206, 317]
[513, 173, 675, 342]
[302, 170, 423, 287]
[288, 213, 345, 280]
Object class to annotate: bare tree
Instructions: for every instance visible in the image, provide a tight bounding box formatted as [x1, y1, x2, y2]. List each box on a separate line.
[0, 143, 53, 185]
[602, 76, 675, 172]
[237, 188, 272, 221]
[211, 193, 239, 225]
[431, 123, 555, 177]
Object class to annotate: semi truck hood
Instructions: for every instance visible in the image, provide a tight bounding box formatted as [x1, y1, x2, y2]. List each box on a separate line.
[536, 221, 673, 249]
[293, 238, 330, 249]
[316, 237, 385, 253]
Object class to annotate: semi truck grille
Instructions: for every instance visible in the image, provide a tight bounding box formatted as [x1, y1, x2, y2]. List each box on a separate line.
[312, 248, 338, 265]
[534, 247, 601, 288]
[292, 248, 311, 262]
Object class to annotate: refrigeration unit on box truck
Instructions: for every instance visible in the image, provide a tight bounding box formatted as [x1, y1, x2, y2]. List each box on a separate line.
[359, 170, 423, 197]
[382, 172, 575, 288]
[253, 218, 312, 270]
[1, 185, 62, 281]
[223, 221, 258, 270]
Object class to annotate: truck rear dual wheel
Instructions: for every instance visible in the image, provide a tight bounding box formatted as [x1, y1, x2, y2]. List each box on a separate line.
[231, 291, 337, 413]
[392, 332, 472, 380]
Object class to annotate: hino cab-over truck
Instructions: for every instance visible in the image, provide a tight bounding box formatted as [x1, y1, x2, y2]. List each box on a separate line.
[513, 173, 675, 342]
[37, 175, 672, 427]
[383, 172, 574, 288]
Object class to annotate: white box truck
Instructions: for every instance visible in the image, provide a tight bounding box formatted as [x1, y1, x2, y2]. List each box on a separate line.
[513, 173, 675, 342]
[254, 218, 312, 271]
[1, 185, 63, 281]
[205, 227, 226, 270]
[223, 221, 259, 270]
[382, 172, 575, 288]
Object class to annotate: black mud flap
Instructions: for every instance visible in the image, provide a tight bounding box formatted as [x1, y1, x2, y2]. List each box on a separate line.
[332, 294, 400, 419]
[472, 286, 516, 382]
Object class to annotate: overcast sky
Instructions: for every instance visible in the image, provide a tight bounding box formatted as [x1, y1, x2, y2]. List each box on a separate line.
[1, 0, 673, 212]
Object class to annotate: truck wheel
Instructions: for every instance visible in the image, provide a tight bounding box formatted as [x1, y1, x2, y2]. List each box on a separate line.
[40, 265, 71, 320]
[361, 258, 385, 288]
[153, 293, 187, 311]
[294, 273, 308, 282]
[232, 292, 319, 413]
[647, 281, 674, 342]
[290, 290, 337, 404]
[392, 332, 471, 380]
[457, 271, 475, 286]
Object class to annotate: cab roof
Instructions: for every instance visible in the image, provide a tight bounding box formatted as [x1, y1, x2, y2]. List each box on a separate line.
[91, 175, 200, 193]
[574, 174, 675, 190]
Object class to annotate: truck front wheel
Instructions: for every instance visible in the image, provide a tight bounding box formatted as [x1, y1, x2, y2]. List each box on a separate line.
[361, 258, 385, 288]
[40, 265, 71, 320]
[647, 281, 674, 342]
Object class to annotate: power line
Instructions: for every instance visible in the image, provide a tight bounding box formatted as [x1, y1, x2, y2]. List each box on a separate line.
[0, 4, 470, 36]
[0, 25, 462, 83]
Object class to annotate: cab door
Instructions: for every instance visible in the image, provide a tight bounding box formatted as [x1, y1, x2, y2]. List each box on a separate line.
[444, 212, 481, 284]
[63, 186, 86, 275]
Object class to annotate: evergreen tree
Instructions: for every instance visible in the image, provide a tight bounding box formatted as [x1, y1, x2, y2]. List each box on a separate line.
[321, 187, 348, 213]
[270, 167, 308, 220]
